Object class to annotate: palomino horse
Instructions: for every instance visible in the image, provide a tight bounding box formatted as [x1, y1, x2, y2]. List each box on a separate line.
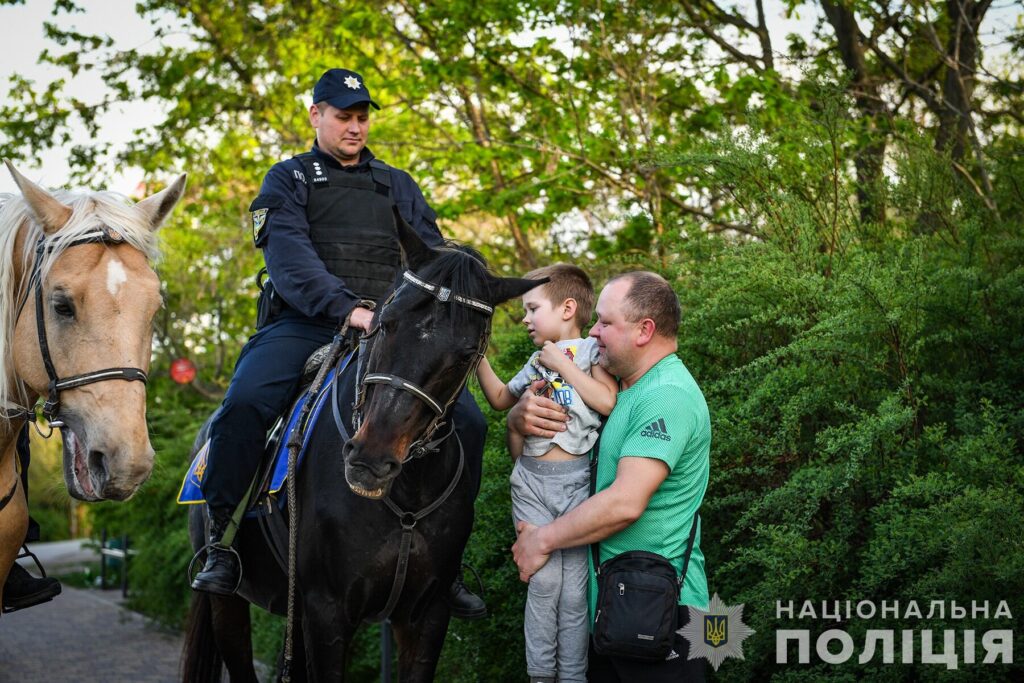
[0, 161, 185, 606]
[182, 215, 538, 681]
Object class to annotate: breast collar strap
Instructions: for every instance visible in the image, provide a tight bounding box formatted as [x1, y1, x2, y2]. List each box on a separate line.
[353, 269, 492, 458]
[23, 229, 149, 427]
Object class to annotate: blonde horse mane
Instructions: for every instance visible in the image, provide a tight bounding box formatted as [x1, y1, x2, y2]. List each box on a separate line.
[0, 189, 160, 418]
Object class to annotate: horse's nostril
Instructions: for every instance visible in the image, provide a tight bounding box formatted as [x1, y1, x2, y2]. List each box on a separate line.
[342, 441, 355, 459]
[88, 449, 109, 487]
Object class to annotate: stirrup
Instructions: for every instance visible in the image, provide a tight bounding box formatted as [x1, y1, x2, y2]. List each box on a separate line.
[187, 542, 244, 595]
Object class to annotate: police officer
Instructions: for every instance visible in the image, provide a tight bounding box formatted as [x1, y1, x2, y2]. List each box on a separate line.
[190, 68, 487, 619]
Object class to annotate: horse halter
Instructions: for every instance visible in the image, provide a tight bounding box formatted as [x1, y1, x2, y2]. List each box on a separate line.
[353, 269, 493, 457]
[6, 228, 149, 431]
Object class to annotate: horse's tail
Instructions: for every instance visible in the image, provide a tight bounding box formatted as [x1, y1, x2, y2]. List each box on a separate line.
[180, 590, 223, 683]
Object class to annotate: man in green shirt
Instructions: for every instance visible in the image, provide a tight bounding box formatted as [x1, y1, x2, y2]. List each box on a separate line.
[511, 271, 710, 682]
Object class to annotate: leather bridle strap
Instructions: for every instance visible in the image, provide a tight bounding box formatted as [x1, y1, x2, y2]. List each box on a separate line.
[353, 268, 493, 455]
[361, 373, 443, 417]
[402, 271, 493, 315]
[369, 432, 466, 622]
[28, 231, 149, 425]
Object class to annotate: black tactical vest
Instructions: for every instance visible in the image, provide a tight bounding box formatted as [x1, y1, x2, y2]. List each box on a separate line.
[296, 153, 400, 304]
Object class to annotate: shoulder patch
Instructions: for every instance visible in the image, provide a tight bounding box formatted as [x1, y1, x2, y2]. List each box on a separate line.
[248, 195, 283, 247]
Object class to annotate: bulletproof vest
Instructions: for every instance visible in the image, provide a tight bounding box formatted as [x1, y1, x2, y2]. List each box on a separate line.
[295, 154, 399, 304]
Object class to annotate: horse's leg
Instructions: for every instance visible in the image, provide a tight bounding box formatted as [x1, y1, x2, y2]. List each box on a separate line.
[300, 595, 353, 682]
[210, 593, 259, 682]
[392, 599, 453, 683]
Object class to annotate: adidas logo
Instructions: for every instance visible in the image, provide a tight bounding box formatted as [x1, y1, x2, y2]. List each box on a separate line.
[640, 418, 671, 441]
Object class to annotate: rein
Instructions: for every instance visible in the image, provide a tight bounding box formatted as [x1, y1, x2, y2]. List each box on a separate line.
[4, 228, 149, 433]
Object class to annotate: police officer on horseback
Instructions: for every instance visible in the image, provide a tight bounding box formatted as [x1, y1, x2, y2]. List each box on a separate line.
[190, 68, 487, 619]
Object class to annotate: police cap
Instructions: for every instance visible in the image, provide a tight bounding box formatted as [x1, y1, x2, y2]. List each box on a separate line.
[313, 69, 381, 111]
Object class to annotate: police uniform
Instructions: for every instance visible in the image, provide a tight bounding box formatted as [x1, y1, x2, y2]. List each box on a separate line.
[200, 142, 486, 512]
[193, 71, 487, 616]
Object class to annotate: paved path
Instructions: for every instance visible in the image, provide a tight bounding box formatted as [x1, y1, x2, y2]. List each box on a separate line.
[0, 585, 183, 682]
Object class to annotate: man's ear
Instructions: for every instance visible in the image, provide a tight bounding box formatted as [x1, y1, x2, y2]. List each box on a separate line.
[635, 318, 657, 346]
[561, 298, 578, 322]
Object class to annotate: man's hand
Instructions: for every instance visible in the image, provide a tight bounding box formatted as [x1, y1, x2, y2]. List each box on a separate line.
[347, 306, 375, 333]
[507, 380, 569, 439]
[512, 520, 550, 582]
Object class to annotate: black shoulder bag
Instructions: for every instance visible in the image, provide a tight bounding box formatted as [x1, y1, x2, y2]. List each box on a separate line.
[590, 426, 700, 662]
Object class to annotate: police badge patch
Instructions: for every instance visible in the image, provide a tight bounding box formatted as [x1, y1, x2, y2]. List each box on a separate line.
[251, 207, 269, 245]
[679, 593, 755, 671]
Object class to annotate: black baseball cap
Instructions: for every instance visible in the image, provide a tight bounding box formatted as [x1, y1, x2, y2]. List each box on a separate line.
[313, 68, 381, 110]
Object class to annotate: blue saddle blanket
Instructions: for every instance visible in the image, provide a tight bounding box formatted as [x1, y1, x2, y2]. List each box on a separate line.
[177, 351, 354, 507]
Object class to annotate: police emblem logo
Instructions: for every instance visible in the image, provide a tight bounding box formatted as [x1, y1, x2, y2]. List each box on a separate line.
[679, 593, 754, 671]
[343, 75, 361, 90]
[251, 207, 269, 244]
[704, 615, 727, 647]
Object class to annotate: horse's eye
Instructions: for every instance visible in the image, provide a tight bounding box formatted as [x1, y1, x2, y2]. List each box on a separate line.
[52, 296, 76, 320]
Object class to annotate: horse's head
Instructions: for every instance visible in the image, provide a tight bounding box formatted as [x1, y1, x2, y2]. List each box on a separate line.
[3, 161, 186, 501]
[343, 214, 539, 499]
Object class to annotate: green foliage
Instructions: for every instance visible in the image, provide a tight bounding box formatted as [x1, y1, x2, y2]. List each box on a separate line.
[5, 2, 1022, 679]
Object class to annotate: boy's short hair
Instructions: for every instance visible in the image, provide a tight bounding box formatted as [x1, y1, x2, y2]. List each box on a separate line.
[608, 271, 681, 339]
[524, 263, 595, 329]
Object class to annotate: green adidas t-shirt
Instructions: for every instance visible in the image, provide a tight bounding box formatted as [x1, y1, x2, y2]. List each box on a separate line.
[589, 353, 711, 615]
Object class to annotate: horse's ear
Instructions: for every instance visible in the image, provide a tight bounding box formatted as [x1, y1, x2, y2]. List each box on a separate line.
[4, 159, 73, 235]
[135, 174, 187, 231]
[395, 206, 436, 271]
[490, 276, 549, 306]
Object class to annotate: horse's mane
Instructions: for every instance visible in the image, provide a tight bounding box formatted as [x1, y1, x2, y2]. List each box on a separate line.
[415, 241, 493, 326]
[0, 189, 160, 415]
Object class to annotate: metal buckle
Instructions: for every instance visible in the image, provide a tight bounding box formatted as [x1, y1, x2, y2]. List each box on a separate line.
[437, 286, 451, 302]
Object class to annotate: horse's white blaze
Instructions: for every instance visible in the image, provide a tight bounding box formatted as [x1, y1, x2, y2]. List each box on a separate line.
[107, 258, 128, 295]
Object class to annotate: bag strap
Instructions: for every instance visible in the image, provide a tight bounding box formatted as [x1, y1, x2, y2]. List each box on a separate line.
[589, 420, 700, 592]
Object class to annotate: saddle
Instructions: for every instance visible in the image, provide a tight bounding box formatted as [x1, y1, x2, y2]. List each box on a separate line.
[176, 343, 358, 514]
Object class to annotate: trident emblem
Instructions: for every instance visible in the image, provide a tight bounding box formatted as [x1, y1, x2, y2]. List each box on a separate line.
[704, 615, 728, 647]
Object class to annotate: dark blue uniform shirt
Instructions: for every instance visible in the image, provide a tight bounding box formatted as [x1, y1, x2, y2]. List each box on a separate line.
[255, 142, 443, 324]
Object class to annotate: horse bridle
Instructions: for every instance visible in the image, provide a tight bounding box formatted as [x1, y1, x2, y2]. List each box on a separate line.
[4, 228, 149, 431]
[353, 269, 493, 457]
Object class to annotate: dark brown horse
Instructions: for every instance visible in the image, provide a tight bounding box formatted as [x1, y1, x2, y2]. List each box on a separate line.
[181, 216, 538, 681]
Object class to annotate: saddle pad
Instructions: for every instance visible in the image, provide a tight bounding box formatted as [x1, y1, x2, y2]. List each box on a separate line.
[177, 351, 354, 506]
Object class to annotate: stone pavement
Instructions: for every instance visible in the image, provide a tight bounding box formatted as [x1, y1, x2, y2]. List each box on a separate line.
[0, 585, 183, 682]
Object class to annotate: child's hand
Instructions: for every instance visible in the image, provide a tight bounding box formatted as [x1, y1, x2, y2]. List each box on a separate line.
[538, 341, 571, 375]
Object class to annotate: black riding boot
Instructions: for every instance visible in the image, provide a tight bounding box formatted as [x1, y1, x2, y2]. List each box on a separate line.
[447, 569, 487, 620]
[190, 512, 240, 595]
[2, 562, 61, 612]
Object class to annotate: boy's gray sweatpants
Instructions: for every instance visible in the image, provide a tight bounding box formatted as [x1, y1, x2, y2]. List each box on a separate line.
[511, 455, 591, 683]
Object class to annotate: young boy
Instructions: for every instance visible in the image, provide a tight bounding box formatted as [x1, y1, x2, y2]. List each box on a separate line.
[477, 264, 618, 683]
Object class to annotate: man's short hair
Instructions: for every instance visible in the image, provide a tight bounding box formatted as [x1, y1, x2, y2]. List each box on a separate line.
[524, 264, 595, 329]
[609, 271, 680, 339]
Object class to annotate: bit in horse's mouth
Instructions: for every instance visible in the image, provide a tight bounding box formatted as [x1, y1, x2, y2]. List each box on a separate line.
[63, 428, 97, 499]
[349, 484, 385, 499]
